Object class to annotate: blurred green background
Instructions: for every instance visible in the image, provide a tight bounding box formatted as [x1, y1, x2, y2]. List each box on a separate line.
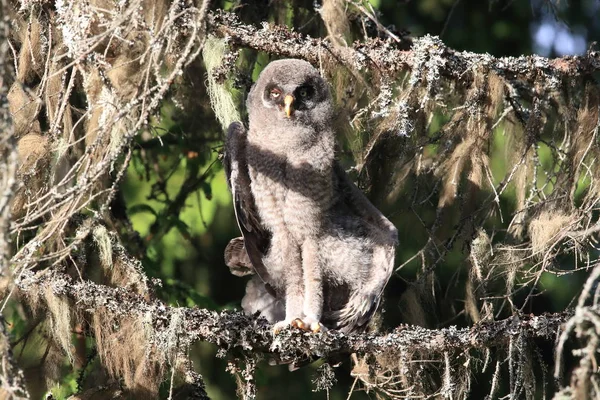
[111, 0, 600, 398]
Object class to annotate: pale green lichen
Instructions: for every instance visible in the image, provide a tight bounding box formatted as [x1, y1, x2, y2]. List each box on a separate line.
[202, 36, 240, 130]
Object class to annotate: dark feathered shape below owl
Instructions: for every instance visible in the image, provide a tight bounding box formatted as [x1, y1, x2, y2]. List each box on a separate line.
[224, 59, 398, 334]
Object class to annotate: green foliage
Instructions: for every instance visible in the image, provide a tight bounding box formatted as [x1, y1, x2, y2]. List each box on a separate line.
[123, 101, 231, 304]
[47, 369, 79, 399]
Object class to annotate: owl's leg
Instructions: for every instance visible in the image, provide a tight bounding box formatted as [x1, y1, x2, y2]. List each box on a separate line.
[296, 238, 325, 333]
[273, 241, 305, 334]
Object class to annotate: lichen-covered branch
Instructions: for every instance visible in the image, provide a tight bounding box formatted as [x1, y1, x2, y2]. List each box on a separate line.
[7, 0, 209, 272]
[555, 263, 600, 398]
[0, 0, 19, 277]
[0, 0, 30, 396]
[207, 10, 600, 82]
[16, 270, 570, 362]
[0, 316, 29, 399]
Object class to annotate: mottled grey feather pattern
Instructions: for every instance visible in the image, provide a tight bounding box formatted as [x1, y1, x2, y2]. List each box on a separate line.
[224, 59, 398, 333]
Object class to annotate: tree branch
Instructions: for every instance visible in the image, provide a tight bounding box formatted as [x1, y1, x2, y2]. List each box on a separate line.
[207, 10, 600, 81]
[17, 270, 571, 364]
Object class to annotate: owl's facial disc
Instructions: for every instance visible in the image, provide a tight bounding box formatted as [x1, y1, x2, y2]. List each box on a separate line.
[263, 81, 320, 119]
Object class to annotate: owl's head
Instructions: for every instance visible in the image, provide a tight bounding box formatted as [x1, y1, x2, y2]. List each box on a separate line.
[247, 59, 333, 134]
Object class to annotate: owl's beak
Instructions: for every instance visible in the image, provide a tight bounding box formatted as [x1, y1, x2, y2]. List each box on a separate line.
[284, 94, 295, 117]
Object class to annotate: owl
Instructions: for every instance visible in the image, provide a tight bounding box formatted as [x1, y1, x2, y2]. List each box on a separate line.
[224, 59, 398, 334]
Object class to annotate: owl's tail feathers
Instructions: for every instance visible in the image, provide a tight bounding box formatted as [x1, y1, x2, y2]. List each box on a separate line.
[241, 276, 285, 324]
[326, 291, 382, 333]
[328, 244, 395, 333]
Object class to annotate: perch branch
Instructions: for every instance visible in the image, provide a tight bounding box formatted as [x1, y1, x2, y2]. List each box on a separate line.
[17, 270, 571, 363]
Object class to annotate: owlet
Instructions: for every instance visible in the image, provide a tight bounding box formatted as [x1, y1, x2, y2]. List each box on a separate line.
[224, 59, 398, 334]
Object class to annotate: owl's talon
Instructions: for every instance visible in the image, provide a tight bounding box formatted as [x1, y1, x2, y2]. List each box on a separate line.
[294, 318, 326, 333]
[273, 318, 325, 333]
[291, 318, 306, 330]
[310, 321, 325, 333]
[273, 319, 301, 334]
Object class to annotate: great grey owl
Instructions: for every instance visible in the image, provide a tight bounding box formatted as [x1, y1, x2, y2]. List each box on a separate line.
[223, 59, 398, 334]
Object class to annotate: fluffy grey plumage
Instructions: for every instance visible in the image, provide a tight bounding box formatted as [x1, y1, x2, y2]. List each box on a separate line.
[224, 59, 398, 333]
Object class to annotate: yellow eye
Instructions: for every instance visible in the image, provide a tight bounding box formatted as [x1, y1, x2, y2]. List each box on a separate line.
[299, 88, 308, 98]
[270, 89, 281, 99]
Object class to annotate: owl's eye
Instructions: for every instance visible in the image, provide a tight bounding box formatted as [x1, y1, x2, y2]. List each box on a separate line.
[270, 88, 281, 99]
[298, 88, 310, 98]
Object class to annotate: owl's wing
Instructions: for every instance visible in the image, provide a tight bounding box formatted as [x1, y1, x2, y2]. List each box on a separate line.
[333, 162, 399, 243]
[223, 122, 275, 289]
[328, 162, 398, 332]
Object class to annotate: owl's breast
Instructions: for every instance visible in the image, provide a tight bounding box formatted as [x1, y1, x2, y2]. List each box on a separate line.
[248, 156, 333, 241]
[247, 163, 287, 232]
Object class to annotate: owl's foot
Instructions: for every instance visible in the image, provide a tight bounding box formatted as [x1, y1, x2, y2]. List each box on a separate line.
[272, 319, 297, 334]
[292, 317, 326, 333]
[272, 318, 326, 334]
